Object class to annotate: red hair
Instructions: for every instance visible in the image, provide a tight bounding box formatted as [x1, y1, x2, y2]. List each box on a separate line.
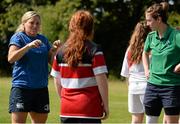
[64, 10, 94, 67]
[128, 21, 151, 64]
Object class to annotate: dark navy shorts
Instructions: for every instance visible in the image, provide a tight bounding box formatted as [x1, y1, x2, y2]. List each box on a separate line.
[9, 87, 50, 113]
[144, 83, 180, 116]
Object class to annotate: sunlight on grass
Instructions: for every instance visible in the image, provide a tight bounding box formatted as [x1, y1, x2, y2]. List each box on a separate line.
[0, 77, 163, 123]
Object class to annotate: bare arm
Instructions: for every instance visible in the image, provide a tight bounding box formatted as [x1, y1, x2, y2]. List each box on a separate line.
[48, 40, 62, 65]
[172, 27, 180, 73]
[95, 73, 109, 120]
[142, 51, 150, 79]
[8, 39, 42, 63]
[48, 48, 56, 65]
[174, 63, 180, 73]
[53, 77, 62, 97]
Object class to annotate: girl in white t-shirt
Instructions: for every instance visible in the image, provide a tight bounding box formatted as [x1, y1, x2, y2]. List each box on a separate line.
[121, 21, 151, 123]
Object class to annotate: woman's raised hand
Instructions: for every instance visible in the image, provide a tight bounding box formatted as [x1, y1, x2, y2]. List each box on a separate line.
[27, 39, 42, 48]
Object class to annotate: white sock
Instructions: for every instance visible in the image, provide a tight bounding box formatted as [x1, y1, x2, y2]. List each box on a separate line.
[146, 115, 159, 124]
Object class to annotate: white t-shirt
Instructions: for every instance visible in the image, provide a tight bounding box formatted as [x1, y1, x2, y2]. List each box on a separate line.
[121, 50, 147, 94]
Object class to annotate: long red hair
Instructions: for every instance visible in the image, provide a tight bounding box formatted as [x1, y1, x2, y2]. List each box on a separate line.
[128, 21, 151, 65]
[64, 10, 94, 67]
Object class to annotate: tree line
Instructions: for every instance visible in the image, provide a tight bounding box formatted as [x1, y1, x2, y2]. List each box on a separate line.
[0, 0, 180, 77]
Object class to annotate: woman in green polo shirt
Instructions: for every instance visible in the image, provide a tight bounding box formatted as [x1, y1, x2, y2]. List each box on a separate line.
[142, 1, 180, 124]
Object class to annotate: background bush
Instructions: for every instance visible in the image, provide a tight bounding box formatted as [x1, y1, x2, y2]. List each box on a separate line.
[0, 0, 180, 77]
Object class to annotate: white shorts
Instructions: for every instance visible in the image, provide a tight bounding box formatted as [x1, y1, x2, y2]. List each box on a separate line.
[128, 93, 145, 114]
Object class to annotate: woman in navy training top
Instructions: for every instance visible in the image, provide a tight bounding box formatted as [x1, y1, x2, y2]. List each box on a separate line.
[8, 11, 61, 123]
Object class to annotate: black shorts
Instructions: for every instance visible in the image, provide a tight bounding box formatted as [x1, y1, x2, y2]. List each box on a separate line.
[144, 83, 180, 116]
[61, 117, 101, 123]
[9, 87, 50, 113]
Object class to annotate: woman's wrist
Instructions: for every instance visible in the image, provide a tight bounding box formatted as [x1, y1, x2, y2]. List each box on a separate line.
[26, 44, 31, 50]
[51, 46, 57, 52]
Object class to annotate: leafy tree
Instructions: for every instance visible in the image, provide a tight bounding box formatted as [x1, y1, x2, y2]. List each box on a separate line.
[88, 0, 151, 77]
[0, 3, 31, 75]
[0, 0, 180, 76]
[0, 0, 59, 75]
[39, 0, 81, 42]
[169, 11, 180, 27]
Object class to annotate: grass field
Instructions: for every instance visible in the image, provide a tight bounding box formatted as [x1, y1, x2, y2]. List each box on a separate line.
[0, 77, 163, 123]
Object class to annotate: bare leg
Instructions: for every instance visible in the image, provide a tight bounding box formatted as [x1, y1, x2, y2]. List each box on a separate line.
[131, 113, 144, 124]
[165, 115, 179, 124]
[11, 112, 28, 123]
[29, 112, 48, 123]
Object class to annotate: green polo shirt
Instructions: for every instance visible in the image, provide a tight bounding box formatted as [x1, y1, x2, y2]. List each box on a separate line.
[144, 26, 180, 86]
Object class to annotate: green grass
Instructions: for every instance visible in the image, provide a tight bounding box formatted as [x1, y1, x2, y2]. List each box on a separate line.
[0, 77, 163, 123]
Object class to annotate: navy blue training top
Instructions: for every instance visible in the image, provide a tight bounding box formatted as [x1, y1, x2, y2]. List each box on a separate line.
[9, 32, 51, 89]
